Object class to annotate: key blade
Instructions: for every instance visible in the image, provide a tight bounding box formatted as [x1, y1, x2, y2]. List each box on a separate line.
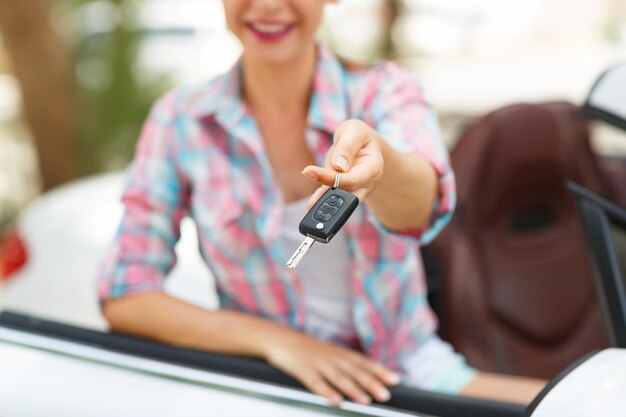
[286, 236, 315, 269]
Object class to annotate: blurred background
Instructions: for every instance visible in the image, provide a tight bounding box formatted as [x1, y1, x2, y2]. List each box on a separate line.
[0, 0, 625, 333]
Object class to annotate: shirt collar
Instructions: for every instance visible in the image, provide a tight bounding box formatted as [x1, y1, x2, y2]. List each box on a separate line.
[187, 44, 349, 136]
[186, 61, 246, 129]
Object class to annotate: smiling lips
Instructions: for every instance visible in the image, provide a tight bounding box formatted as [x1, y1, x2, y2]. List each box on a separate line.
[247, 21, 295, 42]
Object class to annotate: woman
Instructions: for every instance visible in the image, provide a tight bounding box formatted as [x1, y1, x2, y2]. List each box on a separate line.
[100, 0, 545, 406]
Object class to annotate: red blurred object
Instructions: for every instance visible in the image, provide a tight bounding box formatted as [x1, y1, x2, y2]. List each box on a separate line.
[0, 229, 27, 282]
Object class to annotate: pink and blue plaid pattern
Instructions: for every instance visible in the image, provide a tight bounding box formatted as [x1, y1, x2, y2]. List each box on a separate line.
[99, 45, 457, 380]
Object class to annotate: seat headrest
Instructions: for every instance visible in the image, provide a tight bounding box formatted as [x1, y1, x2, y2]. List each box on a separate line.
[453, 102, 600, 231]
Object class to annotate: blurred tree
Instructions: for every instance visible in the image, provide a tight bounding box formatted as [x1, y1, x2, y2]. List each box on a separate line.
[66, 0, 169, 174]
[0, 0, 169, 193]
[0, 0, 77, 191]
[381, 0, 402, 58]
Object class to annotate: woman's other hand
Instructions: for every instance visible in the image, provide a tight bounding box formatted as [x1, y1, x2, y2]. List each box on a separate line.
[263, 329, 400, 406]
[302, 119, 384, 209]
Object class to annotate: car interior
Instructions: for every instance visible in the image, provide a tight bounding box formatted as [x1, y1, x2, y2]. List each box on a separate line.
[423, 101, 614, 379]
[420, 62, 626, 384]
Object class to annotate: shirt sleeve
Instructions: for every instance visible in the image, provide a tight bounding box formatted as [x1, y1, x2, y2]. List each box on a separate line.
[363, 62, 456, 246]
[98, 92, 190, 302]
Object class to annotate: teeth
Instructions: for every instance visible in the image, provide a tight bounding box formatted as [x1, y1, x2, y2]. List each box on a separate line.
[252, 23, 289, 34]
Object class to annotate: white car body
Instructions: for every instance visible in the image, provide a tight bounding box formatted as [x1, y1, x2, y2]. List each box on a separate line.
[2, 171, 218, 329]
[0, 326, 409, 417]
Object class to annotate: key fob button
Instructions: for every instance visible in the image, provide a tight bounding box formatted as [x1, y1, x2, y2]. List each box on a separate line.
[314, 210, 326, 221]
[326, 196, 344, 208]
[321, 204, 339, 216]
[322, 213, 333, 222]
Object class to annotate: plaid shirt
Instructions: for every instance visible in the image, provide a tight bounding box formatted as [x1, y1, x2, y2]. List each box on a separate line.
[99, 45, 456, 376]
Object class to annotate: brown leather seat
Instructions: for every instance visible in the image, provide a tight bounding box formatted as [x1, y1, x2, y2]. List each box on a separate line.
[427, 102, 610, 379]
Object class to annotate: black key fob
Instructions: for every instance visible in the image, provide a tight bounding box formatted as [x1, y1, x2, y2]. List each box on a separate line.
[299, 188, 359, 243]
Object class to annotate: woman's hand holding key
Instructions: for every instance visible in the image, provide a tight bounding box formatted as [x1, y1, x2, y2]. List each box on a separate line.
[301, 119, 384, 209]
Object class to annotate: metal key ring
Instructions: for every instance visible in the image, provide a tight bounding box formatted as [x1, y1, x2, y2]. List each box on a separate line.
[333, 171, 341, 189]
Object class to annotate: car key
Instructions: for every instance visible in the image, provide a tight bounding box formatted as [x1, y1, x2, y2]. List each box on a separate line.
[286, 186, 359, 269]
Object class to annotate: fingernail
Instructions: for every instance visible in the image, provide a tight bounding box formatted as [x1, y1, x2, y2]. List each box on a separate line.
[301, 169, 318, 181]
[330, 394, 342, 405]
[334, 156, 349, 172]
[388, 373, 401, 385]
[358, 394, 372, 405]
[377, 389, 391, 402]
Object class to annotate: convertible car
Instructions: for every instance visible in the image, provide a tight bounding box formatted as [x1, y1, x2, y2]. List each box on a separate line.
[1, 64, 625, 417]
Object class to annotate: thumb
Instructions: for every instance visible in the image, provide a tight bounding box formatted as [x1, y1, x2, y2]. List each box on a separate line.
[331, 120, 369, 172]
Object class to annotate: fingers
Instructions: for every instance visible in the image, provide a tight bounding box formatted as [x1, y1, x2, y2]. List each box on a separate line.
[294, 356, 398, 406]
[331, 120, 374, 173]
[302, 155, 378, 199]
[336, 360, 390, 403]
[339, 354, 402, 403]
[302, 165, 369, 193]
[288, 349, 400, 406]
[321, 364, 371, 405]
[368, 360, 402, 387]
[301, 123, 383, 203]
[298, 370, 343, 406]
[268, 326, 399, 407]
[319, 351, 400, 405]
[303, 178, 368, 211]
[347, 353, 402, 386]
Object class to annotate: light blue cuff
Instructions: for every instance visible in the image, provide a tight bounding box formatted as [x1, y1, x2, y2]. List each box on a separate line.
[362, 195, 453, 246]
[430, 362, 477, 395]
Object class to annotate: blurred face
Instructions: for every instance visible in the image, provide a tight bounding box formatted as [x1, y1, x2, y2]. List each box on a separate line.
[223, 0, 330, 64]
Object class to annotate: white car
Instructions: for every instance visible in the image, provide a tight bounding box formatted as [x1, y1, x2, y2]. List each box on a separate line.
[0, 171, 524, 417]
[1, 170, 625, 417]
[0, 170, 217, 330]
[3, 62, 626, 417]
